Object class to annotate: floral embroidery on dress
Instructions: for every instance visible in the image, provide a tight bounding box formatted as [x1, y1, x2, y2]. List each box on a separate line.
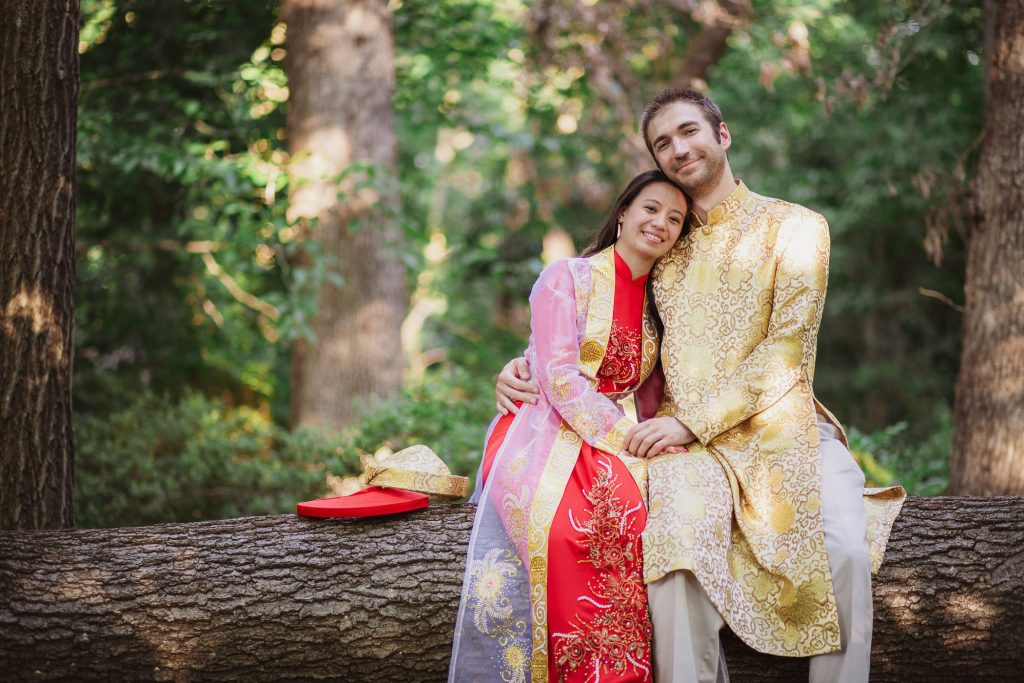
[552, 458, 652, 682]
[598, 321, 642, 386]
[468, 547, 531, 682]
[501, 485, 530, 553]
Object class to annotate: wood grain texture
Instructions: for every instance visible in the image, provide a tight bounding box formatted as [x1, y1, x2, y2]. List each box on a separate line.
[1, 497, 1022, 681]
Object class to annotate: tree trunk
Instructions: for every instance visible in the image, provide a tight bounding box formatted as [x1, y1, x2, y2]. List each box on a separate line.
[670, 0, 752, 90]
[949, 0, 1024, 495]
[1, 498, 1022, 681]
[0, 0, 79, 530]
[283, 0, 406, 433]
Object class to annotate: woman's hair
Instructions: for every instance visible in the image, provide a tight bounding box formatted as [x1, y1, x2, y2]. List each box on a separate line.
[580, 169, 692, 340]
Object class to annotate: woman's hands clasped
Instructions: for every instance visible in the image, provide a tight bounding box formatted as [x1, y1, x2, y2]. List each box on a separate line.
[494, 356, 696, 459]
[624, 417, 697, 459]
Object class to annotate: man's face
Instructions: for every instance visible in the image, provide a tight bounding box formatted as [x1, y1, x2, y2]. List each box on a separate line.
[646, 102, 731, 196]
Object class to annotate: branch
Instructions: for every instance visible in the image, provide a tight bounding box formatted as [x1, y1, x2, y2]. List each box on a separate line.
[75, 239, 223, 255]
[80, 69, 188, 91]
[201, 252, 280, 320]
[1, 498, 1023, 681]
[670, 0, 752, 89]
[918, 287, 965, 313]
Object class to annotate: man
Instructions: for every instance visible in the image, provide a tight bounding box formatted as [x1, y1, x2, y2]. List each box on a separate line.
[495, 88, 905, 683]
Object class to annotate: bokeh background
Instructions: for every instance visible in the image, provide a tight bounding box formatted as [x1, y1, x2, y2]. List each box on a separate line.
[73, 0, 981, 527]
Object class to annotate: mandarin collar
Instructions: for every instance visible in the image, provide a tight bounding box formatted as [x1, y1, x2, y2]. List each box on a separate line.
[701, 180, 752, 226]
[613, 247, 649, 287]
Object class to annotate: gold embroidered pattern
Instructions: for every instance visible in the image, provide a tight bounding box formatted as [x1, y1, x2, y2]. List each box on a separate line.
[637, 304, 658, 392]
[645, 183, 906, 657]
[468, 547, 530, 683]
[364, 468, 468, 500]
[577, 247, 616, 380]
[364, 445, 469, 499]
[502, 485, 530, 554]
[528, 423, 583, 681]
[598, 320, 642, 385]
[595, 416, 634, 456]
[864, 485, 906, 572]
[580, 340, 605, 366]
[620, 455, 649, 501]
[525, 246, 663, 681]
[552, 458, 652, 681]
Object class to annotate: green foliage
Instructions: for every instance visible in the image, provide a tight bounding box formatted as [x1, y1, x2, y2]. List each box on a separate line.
[77, 0, 309, 423]
[75, 391, 359, 528]
[388, 0, 982, 450]
[709, 0, 981, 444]
[341, 367, 497, 484]
[74, 0, 983, 523]
[847, 404, 952, 496]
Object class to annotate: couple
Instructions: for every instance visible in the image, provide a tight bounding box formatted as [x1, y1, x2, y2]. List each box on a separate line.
[448, 88, 905, 683]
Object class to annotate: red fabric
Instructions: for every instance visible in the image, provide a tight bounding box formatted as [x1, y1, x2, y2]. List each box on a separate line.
[296, 487, 429, 518]
[481, 249, 652, 681]
[597, 250, 647, 393]
[481, 404, 520, 485]
[546, 446, 651, 682]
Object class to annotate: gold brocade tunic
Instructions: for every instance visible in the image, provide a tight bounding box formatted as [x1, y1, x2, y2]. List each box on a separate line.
[642, 181, 906, 657]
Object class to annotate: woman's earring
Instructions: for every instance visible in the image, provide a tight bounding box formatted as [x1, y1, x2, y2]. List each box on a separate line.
[616, 221, 622, 239]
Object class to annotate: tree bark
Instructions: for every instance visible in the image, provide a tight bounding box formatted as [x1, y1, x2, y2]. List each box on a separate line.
[283, 0, 406, 433]
[669, 0, 752, 90]
[949, 0, 1024, 495]
[1, 498, 1022, 681]
[0, 0, 79, 530]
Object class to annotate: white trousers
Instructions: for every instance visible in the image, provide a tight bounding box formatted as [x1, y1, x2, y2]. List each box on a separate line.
[648, 416, 872, 683]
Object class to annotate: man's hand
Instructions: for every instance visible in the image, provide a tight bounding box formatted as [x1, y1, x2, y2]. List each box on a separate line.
[625, 417, 697, 459]
[496, 357, 540, 415]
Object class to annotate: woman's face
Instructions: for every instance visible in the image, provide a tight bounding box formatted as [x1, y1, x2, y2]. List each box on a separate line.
[618, 181, 688, 262]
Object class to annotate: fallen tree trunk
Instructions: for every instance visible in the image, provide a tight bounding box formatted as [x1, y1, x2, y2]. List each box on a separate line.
[1, 497, 1022, 681]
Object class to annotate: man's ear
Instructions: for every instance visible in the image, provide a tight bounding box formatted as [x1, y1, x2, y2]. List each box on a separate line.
[719, 122, 732, 152]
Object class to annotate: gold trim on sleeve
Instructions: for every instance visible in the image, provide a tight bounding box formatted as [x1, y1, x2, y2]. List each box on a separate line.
[577, 246, 616, 380]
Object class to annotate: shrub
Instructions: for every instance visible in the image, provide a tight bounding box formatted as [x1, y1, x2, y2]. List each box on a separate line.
[75, 391, 359, 528]
[846, 403, 952, 496]
[339, 364, 497, 486]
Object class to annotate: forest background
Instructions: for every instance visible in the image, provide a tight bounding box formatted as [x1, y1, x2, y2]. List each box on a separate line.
[69, 0, 981, 528]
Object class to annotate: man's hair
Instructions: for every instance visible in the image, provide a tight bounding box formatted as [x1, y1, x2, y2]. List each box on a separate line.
[640, 88, 724, 158]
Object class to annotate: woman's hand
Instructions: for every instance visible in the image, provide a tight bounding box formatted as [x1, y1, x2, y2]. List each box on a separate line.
[496, 357, 540, 415]
[625, 417, 697, 458]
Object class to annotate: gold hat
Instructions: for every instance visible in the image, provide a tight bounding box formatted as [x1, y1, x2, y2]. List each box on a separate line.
[363, 445, 469, 501]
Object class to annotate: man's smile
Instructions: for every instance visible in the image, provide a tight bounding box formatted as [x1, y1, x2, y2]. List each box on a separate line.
[674, 156, 702, 173]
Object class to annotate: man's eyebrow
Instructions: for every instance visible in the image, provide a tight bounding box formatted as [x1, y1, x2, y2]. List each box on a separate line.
[652, 119, 702, 145]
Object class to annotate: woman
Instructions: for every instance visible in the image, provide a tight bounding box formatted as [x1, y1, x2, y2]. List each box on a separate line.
[449, 170, 690, 683]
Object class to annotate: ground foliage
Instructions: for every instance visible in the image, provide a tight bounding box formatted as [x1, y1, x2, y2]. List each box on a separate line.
[74, 0, 978, 525]
[75, 391, 357, 528]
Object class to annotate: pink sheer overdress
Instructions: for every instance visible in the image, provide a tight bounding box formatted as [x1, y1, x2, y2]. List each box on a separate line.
[449, 248, 660, 683]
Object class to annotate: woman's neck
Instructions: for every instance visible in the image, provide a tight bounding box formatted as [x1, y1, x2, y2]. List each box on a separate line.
[614, 245, 654, 280]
